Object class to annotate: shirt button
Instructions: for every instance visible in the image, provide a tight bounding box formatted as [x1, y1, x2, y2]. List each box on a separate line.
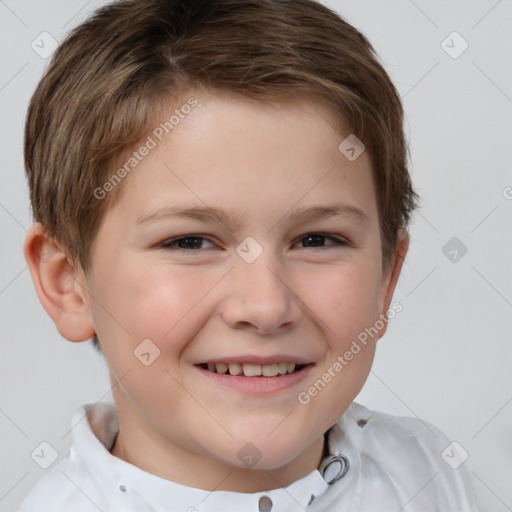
[258, 495, 273, 512]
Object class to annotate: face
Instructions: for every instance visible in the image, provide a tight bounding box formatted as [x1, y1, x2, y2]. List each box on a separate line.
[80, 90, 403, 490]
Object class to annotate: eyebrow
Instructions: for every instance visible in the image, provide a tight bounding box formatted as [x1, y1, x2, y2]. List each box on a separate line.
[136, 202, 368, 229]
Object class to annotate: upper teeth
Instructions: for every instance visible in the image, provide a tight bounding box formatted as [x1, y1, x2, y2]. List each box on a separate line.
[207, 362, 297, 376]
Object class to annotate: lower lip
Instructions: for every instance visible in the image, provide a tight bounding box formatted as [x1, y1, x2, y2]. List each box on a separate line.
[195, 364, 313, 394]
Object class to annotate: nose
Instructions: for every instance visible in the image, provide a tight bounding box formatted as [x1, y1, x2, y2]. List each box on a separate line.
[220, 251, 303, 335]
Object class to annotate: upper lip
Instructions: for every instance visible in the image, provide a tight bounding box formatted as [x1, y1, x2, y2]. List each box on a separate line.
[196, 355, 313, 365]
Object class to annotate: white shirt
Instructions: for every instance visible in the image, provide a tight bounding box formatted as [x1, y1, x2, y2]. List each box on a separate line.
[17, 401, 480, 511]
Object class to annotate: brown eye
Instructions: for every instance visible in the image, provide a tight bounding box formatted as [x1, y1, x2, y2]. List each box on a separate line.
[161, 236, 214, 250]
[297, 233, 347, 248]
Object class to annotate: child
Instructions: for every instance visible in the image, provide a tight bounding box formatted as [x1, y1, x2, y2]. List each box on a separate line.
[19, 0, 480, 510]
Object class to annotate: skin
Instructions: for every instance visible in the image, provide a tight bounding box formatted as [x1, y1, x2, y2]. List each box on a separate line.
[24, 90, 409, 493]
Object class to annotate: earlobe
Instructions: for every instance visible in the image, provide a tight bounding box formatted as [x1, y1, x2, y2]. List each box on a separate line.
[24, 223, 96, 342]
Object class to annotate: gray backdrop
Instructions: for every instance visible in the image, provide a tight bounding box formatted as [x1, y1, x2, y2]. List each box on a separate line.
[1, 1, 511, 511]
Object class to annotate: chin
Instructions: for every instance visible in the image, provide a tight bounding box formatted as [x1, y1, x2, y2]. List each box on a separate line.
[222, 433, 311, 471]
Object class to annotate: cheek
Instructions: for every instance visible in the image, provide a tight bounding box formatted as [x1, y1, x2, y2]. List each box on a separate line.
[302, 262, 382, 347]
[87, 262, 217, 412]
[295, 266, 380, 430]
[89, 260, 219, 355]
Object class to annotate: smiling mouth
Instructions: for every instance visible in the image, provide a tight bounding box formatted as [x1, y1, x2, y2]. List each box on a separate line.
[197, 362, 308, 377]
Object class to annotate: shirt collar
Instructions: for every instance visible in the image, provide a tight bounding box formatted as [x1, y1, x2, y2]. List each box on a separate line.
[70, 403, 333, 512]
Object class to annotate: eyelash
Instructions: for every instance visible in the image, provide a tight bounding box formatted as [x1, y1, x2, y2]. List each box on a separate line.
[159, 233, 348, 251]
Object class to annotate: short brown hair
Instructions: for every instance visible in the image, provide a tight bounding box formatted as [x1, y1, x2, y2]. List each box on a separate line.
[25, 0, 418, 273]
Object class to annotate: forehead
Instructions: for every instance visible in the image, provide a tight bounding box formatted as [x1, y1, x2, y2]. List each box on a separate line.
[104, 90, 378, 230]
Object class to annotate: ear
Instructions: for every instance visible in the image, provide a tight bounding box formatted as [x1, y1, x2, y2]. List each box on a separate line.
[377, 228, 410, 337]
[23, 223, 96, 342]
